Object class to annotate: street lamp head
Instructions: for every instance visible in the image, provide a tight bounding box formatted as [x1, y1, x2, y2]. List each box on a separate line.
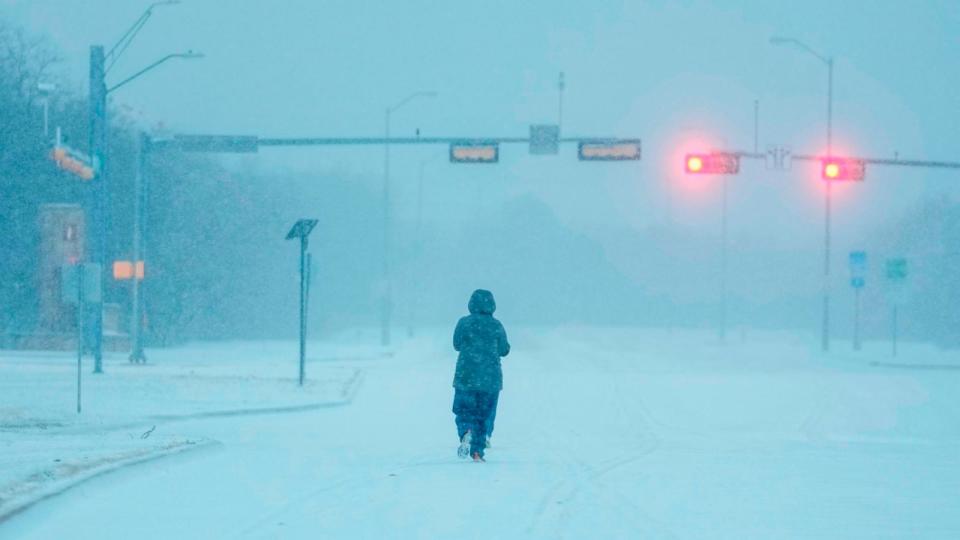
[180, 50, 204, 59]
[769, 36, 792, 45]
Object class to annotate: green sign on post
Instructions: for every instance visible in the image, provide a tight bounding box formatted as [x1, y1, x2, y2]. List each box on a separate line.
[885, 257, 908, 358]
[885, 258, 907, 282]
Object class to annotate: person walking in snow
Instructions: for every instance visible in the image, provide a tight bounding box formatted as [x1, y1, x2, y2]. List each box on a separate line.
[452, 289, 510, 462]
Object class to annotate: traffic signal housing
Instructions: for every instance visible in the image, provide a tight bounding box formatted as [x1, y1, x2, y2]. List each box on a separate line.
[684, 152, 739, 175]
[821, 157, 866, 181]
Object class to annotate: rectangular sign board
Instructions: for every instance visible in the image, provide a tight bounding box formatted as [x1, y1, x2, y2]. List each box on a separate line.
[849, 251, 867, 288]
[886, 258, 908, 281]
[578, 140, 642, 161]
[61, 263, 102, 304]
[450, 141, 499, 163]
[529, 124, 560, 155]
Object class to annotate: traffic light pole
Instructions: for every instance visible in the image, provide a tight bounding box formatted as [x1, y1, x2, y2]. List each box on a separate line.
[822, 56, 834, 354]
[720, 174, 728, 343]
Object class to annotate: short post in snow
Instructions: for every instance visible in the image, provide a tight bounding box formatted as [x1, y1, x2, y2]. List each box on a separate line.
[286, 219, 318, 386]
[848, 251, 867, 351]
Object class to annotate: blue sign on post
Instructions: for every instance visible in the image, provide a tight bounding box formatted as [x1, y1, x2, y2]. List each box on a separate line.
[849, 251, 867, 288]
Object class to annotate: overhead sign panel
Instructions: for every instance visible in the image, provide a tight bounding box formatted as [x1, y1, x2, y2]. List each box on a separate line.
[529, 124, 559, 155]
[174, 134, 259, 153]
[450, 141, 499, 163]
[578, 140, 642, 161]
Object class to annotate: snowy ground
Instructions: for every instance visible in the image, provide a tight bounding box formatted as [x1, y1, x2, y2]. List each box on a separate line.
[2, 327, 959, 538]
[0, 338, 368, 521]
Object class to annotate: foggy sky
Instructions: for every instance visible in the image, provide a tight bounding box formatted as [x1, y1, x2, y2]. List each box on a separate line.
[4, 0, 959, 336]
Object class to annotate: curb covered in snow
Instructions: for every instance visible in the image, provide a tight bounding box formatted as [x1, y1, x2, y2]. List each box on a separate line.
[0, 438, 220, 525]
[0, 369, 365, 524]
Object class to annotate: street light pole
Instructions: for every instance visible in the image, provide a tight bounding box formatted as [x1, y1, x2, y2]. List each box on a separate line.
[87, 0, 186, 372]
[409, 156, 441, 338]
[38, 82, 56, 139]
[558, 72, 565, 133]
[129, 133, 149, 363]
[382, 91, 436, 347]
[770, 36, 834, 353]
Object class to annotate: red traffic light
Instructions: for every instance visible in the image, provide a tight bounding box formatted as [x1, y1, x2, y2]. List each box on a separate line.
[684, 153, 739, 175]
[821, 158, 866, 181]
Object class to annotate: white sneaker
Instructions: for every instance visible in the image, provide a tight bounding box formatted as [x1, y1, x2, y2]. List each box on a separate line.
[457, 430, 472, 459]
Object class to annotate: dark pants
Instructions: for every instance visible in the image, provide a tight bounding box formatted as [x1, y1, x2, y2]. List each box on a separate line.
[484, 391, 499, 437]
[452, 389, 498, 457]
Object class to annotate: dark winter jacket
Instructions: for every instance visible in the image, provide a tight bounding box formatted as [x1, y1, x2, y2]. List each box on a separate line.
[453, 290, 511, 392]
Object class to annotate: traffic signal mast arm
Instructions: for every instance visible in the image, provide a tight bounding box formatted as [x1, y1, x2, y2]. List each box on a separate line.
[155, 134, 642, 161]
[690, 150, 960, 173]
[256, 136, 639, 147]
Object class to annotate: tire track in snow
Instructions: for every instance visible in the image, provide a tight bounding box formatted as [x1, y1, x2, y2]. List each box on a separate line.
[525, 350, 670, 538]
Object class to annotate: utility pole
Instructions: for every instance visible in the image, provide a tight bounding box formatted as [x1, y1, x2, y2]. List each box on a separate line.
[88, 45, 107, 374]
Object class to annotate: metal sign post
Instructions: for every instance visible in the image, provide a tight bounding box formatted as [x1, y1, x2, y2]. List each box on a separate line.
[885, 258, 908, 357]
[76, 267, 83, 413]
[62, 263, 102, 413]
[849, 251, 867, 351]
[286, 219, 318, 386]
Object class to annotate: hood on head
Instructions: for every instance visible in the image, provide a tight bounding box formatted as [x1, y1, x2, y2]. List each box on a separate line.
[468, 289, 496, 315]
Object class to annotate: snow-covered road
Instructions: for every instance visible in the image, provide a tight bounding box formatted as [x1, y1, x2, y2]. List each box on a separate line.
[4, 328, 959, 538]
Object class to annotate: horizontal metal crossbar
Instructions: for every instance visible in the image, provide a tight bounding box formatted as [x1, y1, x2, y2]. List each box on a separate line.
[727, 150, 960, 170]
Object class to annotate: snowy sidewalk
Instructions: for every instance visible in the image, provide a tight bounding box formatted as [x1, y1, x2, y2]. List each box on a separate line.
[0, 338, 374, 522]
